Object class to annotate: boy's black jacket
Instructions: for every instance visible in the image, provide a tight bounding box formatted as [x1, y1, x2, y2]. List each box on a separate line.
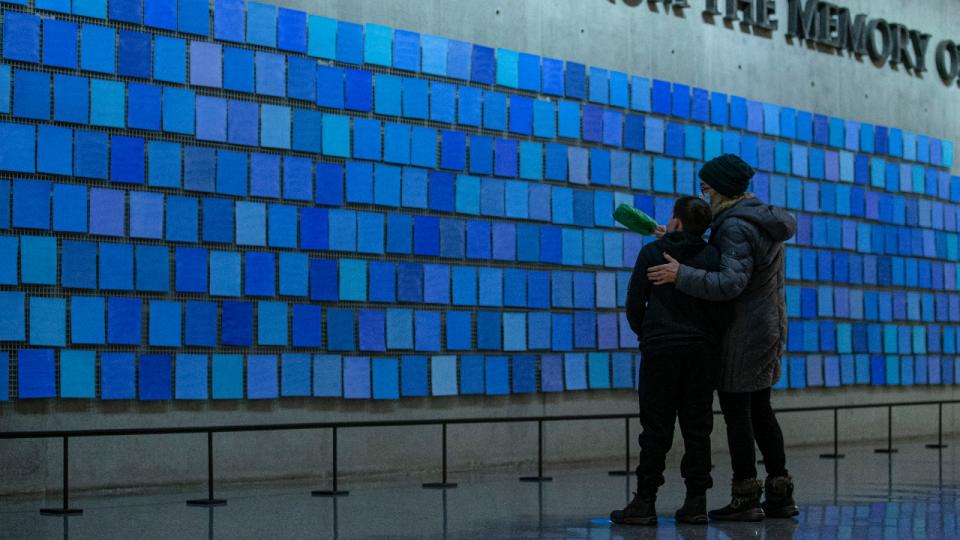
[626, 231, 727, 356]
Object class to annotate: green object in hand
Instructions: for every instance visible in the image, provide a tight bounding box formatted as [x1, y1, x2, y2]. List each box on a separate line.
[613, 204, 659, 235]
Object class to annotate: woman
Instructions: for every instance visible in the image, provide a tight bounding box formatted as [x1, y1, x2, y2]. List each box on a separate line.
[647, 153, 799, 522]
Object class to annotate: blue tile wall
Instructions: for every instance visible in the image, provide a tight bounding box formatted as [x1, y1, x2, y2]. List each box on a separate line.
[0, 1, 957, 401]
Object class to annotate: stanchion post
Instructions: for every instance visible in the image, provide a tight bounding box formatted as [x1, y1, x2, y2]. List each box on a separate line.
[819, 408, 846, 459]
[40, 436, 83, 516]
[927, 402, 949, 449]
[520, 420, 553, 482]
[187, 431, 227, 506]
[608, 418, 634, 476]
[874, 405, 899, 454]
[313, 426, 349, 497]
[424, 423, 458, 489]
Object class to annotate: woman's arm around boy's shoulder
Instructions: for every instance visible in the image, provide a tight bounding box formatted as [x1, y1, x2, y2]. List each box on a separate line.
[700, 244, 724, 272]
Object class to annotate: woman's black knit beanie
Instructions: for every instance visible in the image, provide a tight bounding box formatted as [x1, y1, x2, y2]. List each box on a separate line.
[698, 154, 754, 197]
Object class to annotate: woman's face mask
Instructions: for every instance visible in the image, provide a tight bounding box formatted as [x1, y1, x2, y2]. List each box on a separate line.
[699, 182, 715, 204]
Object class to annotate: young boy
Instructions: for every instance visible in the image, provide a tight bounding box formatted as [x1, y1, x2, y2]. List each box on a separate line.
[610, 196, 726, 526]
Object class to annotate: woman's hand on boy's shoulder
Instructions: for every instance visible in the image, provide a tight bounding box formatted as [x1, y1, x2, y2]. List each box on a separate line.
[648, 253, 679, 285]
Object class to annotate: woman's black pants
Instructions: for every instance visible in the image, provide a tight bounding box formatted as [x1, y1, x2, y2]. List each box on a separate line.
[717, 387, 789, 481]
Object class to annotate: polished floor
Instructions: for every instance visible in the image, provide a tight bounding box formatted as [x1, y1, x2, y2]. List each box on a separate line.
[4, 438, 960, 539]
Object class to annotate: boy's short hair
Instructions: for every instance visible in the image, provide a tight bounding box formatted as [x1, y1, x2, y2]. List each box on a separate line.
[673, 196, 712, 237]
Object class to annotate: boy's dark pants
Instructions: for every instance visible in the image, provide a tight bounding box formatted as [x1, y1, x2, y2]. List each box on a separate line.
[635, 345, 715, 498]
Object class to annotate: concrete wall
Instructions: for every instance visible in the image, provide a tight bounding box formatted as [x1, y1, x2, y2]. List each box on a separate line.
[3, 0, 960, 496]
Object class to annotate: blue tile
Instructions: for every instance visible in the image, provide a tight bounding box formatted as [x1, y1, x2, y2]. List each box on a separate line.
[30, 297, 66, 347]
[19, 350, 56, 398]
[43, 19, 78, 69]
[631, 77, 650, 111]
[178, 0, 208, 35]
[277, 8, 306, 53]
[542, 57, 564, 95]
[246, 2, 277, 47]
[564, 62, 585, 99]
[363, 23, 391, 66]
[218, 48, 254, 93]
[430, 82, 455, 123]
[445, 40, 471, 80]
[111, 0, 142, 22]
[402, 77, 428, 119]
[13, 69, 50, 120]
[509, 95, 533, 135]
[710, 92, 727, 126]
[671, 83, 690, 118]
[729, 96, 746, 129]
[101, 353, 135, 399]
[588, 67, 608, 104]
[144, 0, 175, 29]
[213, 0, 243, 42]
[652, 79, 670, 115]
[470, 44, 494, 84]
[4, 12, 40, 63]
[393, 29, 420, 72]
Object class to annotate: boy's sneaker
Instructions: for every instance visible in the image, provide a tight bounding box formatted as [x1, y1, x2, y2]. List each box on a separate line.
[675, 494, 708, 524]
[610, 492, 657, 526]
[762, 476, 799, 518]
[708, 479, 765, 522]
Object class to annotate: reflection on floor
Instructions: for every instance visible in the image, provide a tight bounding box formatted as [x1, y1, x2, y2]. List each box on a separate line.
[3, 438, 960, 539]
